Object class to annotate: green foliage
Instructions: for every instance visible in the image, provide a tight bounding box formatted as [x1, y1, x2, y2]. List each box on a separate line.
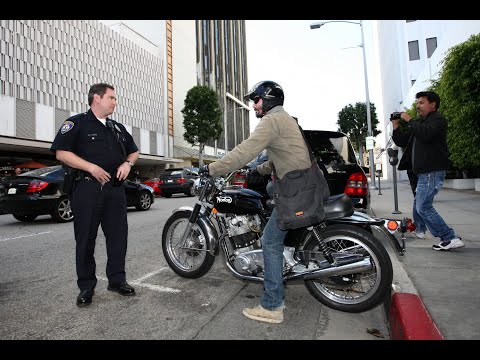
[337, 102, 381, 151]
[181, 85, 223, 146]
[434, 33, 480, 169]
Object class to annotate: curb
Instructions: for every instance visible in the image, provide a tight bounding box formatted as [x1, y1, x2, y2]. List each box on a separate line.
[389, 292, 444, 340]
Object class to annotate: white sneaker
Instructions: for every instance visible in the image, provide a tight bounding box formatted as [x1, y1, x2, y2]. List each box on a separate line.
[432, 237, 465, 251]
[242, 304, 284, 324]
[412, 230, 426, 239]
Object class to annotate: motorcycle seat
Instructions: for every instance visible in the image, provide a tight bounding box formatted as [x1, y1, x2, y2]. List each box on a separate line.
[323, 194, 355, 220]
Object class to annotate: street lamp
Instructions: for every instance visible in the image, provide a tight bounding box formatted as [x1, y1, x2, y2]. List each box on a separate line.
[310, 20, 377, 189]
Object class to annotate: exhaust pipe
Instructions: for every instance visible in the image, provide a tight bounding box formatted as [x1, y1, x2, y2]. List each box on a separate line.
[303, 258, 373, 280]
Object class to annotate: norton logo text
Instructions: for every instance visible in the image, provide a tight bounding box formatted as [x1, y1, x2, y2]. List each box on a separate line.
[216, 196, 233, 203]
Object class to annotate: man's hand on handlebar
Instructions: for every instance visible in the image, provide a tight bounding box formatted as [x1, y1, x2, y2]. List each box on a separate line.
[199, 164, 211, 177]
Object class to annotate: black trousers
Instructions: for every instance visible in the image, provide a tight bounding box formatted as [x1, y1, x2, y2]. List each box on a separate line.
[70, 180, 128, 291]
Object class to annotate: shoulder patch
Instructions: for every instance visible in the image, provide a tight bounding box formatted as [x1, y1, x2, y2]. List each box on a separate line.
[60, 121, 75, 134]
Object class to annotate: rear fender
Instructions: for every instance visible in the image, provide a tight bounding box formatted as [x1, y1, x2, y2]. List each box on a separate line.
[326, 211, 405, 255]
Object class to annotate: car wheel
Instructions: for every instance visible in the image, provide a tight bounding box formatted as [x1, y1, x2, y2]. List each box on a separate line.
[13, 214, 38, 222]
[163, 193, 172, 198]
[185, 185, 195, 197]
[135, 191, 152, 211]
[51, 197, 74, 222]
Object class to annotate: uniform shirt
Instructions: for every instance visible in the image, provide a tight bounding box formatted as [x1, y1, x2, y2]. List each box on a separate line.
[50, 109, 138, 173]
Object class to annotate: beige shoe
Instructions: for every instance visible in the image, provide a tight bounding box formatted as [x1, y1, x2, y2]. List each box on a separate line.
[242, 304, 284, 324]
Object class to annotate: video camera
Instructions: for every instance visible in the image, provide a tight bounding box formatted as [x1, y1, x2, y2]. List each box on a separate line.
[390, 112, 402, 121]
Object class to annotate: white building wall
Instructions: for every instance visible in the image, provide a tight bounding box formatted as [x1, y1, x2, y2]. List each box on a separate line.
[140, 128, 150, 154]
[35, 103, 54, 141]
[172, 20, 197, 151]
[156, 133, 166, 156]
[0, 95, 15, 136]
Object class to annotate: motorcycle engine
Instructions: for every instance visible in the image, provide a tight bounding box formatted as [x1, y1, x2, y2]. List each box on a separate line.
[226, 214, 264, 275]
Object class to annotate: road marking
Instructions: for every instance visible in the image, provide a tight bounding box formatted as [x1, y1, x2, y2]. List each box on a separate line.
[0, 231, 52, 242]
[97, 268, 181, 294]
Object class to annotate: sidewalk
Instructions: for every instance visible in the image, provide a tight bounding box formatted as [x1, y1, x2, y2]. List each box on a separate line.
[369, 178, 480, 340]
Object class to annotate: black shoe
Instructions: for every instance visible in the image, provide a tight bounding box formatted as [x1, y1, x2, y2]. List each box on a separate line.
[107, 281, 136, 296]
[76, 289, 94, 307]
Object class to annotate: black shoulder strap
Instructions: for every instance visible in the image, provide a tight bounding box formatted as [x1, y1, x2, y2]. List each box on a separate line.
[297, 125, 316, 163]
[106, 119, 126, 161]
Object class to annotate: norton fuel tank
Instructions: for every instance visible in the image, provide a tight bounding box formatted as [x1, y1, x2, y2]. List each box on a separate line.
[213, 188, 263, 215]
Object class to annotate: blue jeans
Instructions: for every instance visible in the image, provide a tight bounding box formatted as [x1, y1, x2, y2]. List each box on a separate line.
[413, 170, 456, 241]
[261, 207, 287, 310]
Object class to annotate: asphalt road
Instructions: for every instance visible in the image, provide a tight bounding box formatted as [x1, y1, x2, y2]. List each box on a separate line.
[0, 194, 389, 340]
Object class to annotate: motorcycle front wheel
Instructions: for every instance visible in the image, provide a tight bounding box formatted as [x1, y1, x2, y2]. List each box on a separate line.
[302, 224, 393, 313]
[162, 210, 215, 278]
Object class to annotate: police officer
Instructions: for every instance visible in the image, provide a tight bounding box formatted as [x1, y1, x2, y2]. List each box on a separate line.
[50, 83, 139, 307]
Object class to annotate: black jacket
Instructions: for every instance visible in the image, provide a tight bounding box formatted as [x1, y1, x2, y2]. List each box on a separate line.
[392, 111, 449, 174]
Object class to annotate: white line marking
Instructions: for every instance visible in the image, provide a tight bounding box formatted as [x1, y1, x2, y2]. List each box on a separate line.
[97, 269, 181, 294]
[133, 267, 169, 282]
[0, 231, 52, 242]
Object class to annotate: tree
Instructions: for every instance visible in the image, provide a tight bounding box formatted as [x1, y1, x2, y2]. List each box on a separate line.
[434, 33, 480, 172]
[181, 85, 223, 166]
[337, 102, 380, 166]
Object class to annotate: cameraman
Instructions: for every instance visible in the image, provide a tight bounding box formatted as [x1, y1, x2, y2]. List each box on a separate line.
[391, 91, 464, 251]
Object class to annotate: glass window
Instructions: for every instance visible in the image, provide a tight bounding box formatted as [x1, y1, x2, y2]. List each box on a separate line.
[408, 40, 420, 61]
[426, 37, 437, 58]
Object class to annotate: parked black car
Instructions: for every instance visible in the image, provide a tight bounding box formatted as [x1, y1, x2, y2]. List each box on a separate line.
[0, 165, 154, 223]
[236, 130, 370, 210]
[159, 167, 198, 198]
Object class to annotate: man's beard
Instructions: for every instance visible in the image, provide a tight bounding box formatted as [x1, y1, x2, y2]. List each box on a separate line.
[255, 110, 264, 118]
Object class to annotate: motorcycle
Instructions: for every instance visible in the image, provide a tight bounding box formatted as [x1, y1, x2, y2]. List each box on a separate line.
[162, 170, 400, 313]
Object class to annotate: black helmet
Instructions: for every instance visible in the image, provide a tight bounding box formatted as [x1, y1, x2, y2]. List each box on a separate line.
[244, 81, 284, 113]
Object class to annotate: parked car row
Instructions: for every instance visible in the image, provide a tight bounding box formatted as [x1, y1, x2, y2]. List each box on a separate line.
[0, 165, 155, 223]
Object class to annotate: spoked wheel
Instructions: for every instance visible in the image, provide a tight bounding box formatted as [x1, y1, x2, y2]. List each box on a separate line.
[161, 210, 215, 278]
[301, 224, 393, 313]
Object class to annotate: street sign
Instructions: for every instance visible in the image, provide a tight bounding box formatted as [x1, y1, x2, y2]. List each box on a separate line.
[366, 136, 375, 151]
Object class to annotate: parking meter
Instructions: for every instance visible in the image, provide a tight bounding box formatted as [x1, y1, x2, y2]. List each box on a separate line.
[387, 148, 399, 166]
[387, 148, 401, 214]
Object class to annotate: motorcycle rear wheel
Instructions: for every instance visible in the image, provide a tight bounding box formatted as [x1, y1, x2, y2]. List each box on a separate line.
[302, 224, 393, 313]
[162, 210, 215, 278]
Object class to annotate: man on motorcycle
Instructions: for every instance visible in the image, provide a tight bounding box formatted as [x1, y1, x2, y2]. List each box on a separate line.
[199, 80, 318, 324]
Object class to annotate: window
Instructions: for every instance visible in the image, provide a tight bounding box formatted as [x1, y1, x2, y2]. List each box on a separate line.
[426, 37, 437, 58]
[408, 40, 420, 61]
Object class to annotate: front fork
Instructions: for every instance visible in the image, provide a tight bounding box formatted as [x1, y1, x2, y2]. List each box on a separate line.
[179, 203, 202, 249]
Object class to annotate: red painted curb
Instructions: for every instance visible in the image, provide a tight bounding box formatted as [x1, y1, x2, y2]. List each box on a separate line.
[389, 292, 444, 340]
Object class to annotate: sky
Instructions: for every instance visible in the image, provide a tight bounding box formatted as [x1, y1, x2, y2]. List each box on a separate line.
[245, 20, 380, 133]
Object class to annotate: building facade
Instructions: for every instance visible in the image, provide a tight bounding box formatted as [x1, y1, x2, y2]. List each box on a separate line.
[0, 19, 250, 178]
[172, 20, 250, 167]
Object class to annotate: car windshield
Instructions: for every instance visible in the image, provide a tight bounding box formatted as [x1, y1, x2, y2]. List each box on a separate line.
[164, 170, 183, 176]
[20, 166, 62, 177]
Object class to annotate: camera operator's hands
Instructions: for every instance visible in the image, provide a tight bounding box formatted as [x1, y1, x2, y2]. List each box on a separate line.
[198, 164, 210, 176]
[400, 112, 412, 122]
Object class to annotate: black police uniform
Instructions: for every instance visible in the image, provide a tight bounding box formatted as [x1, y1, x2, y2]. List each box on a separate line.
[50, 109, 138, 291]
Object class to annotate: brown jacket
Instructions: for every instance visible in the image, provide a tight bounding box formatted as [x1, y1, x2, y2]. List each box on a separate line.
[209, 106, 311, 179]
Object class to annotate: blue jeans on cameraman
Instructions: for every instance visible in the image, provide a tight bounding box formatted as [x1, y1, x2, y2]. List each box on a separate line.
[413, 170, 456, 241]
[261, 206, 287, 310]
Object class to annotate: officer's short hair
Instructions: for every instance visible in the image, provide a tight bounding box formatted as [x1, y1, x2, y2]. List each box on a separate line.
[88, 83, 115, 106]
